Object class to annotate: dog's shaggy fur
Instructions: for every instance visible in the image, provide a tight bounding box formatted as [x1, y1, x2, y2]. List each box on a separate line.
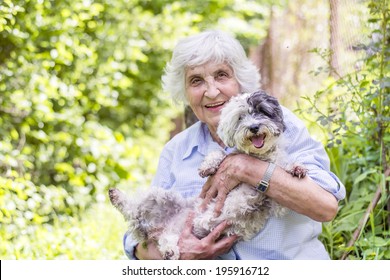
[109, 90, 307, 260]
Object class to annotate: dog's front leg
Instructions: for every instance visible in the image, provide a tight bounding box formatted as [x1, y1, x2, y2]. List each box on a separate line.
[198, 150, 227, 178]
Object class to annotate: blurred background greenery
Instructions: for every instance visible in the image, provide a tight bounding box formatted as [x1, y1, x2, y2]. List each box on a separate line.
[0, 0, 388, 259]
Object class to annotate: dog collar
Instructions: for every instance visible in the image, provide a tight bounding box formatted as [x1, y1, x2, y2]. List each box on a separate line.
[256, 162, 276, 193]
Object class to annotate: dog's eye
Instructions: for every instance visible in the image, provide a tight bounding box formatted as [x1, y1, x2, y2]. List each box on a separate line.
[252, 104, 273, 118]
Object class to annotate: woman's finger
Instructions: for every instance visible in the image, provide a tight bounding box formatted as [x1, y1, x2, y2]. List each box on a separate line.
[201, 220, 239, 258]
[182, 211, 195, 235]
[214, 234, 240, 256]
[213, 192, 228, 217]
[199, 178, 218, 210]
[199, 179, 211, 199]
[204, 220, 229, 242]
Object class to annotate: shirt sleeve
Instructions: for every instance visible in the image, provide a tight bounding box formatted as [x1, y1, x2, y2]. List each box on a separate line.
[151, 144, 174, 189]
[123, 231, 139, 260]
[282, 108, 346, 201]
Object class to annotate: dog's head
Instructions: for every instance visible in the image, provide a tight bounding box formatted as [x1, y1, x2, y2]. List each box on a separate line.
[217, 90, 286, 157]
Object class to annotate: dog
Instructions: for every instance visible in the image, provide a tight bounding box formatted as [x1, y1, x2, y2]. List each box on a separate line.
[109, 90, 307, 260]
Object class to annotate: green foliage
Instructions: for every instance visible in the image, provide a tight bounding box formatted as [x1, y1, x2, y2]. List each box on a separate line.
[298, 0, 390, 259]
[2, 0, 387, 261]
[1, 202, 127, 259]
[0, 0, 268, 259]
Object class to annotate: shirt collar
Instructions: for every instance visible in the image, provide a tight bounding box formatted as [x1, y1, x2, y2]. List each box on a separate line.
[182, 122, 226, 160]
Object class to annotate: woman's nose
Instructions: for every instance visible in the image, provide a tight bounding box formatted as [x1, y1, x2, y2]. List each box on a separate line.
[204, 79, 220, 98]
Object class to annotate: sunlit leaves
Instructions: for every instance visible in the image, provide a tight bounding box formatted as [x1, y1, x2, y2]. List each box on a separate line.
[0, 0, 269, 259]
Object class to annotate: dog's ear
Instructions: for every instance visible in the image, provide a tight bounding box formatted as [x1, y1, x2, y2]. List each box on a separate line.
[278, 110, 286, 132]
[217, 94, 250, 147]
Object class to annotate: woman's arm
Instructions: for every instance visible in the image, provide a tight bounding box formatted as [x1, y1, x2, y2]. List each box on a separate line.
[200, 153, 338, 222]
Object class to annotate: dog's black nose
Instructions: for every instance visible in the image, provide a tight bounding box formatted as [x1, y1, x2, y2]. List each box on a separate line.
[249, 124, 259, 134]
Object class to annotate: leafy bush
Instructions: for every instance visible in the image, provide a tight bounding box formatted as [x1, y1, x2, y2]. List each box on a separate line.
[0, 0, 176, 258]
[298, 0, 389, 259]
[0, 0, 268, 259]
[1, 201, 127, 259]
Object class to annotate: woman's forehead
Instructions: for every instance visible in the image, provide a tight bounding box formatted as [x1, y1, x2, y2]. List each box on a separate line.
[185, 62, 233, 76]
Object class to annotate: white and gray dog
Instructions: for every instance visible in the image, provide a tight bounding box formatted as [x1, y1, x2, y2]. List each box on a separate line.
[109, 90, 307, 260]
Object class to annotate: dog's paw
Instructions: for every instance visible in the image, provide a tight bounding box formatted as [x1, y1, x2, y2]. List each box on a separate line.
[198, 150, 226, 178]
[288, 164, 308, 179]
[108, 188, 131, 216]
[108, 188, 120, 205]
[163, 250, 175, 260]
[198, 166, 219, 178]
[162, 248, 180, 260]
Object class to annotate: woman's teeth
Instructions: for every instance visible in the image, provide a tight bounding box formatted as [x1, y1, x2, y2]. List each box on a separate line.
[205, 101, 225, 108]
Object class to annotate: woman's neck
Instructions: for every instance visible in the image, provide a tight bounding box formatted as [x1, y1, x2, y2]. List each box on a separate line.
[209, 127, 225, 148]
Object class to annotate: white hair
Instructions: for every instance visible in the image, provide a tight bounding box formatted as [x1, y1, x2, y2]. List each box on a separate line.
[162, 30, 261, 104]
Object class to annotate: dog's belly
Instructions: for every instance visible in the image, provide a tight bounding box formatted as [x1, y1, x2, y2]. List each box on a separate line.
[222, 184, 262, 214]
[224, 185, 271, 239]
[192, 184, 270, 240]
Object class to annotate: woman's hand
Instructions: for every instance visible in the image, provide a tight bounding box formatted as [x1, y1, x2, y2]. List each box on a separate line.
[199, 153, 263, 216]
[134, 240, 163, 260]
[178, 212, 239, 260]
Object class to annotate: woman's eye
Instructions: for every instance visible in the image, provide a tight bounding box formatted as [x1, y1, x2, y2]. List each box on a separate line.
[190, 77, 202, 86]
[217, 71, 228, 78]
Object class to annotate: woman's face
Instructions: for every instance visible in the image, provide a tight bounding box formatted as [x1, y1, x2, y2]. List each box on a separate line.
[185, 62, 240, 138]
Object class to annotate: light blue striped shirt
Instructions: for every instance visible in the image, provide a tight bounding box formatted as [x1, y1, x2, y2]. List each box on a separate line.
[123, 106, 345, 260]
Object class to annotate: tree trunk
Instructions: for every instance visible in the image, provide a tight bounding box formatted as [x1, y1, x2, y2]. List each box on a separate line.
[329, 0, 341, 77]
[256, 6, 275, 96]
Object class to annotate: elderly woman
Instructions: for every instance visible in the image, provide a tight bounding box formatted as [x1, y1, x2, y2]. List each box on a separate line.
[123, 30, 345, 260]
